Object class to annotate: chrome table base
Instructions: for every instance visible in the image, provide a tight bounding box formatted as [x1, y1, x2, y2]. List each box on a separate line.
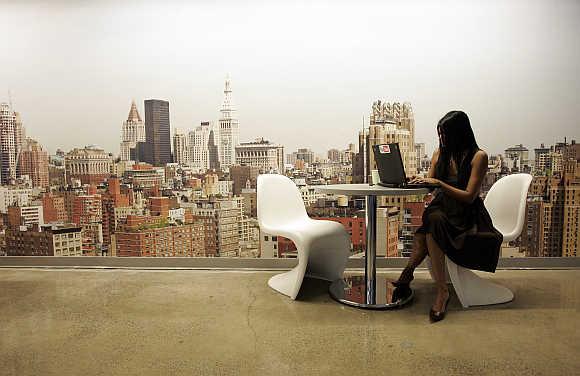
[329, 276, 414, 309]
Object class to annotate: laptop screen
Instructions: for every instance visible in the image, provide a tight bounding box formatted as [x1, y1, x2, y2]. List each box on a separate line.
[372, 143, 407, 186]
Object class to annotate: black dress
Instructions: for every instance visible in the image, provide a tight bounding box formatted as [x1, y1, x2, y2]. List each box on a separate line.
[416, 172, 503, 273]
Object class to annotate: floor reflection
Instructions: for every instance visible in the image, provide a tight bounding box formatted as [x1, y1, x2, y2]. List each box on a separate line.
[335, 275, 413, 307]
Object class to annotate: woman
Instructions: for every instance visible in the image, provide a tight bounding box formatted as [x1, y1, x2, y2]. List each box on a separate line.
[394, 111, 503, 322]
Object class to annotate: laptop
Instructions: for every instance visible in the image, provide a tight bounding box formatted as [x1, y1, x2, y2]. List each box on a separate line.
[372, 143, 438, 189]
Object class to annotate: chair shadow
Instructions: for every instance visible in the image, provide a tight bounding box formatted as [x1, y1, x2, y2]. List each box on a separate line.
[295, 277, 333, 302]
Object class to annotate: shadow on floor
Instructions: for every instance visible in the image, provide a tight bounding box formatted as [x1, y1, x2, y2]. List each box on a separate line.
[295, 277, 332, 302]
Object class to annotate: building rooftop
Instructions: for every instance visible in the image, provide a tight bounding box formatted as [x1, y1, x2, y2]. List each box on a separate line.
[238, 138, 282, 147]
[40, 223, 82, 231]
[0, 268, 578, 375]
[127, 100, 142, 122]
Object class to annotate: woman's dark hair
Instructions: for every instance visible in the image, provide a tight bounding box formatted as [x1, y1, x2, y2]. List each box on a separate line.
[434, 111, 480, 188]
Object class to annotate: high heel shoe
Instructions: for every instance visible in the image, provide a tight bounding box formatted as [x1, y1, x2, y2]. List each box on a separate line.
[429, 294, 450, 323]
[393, 266, 414, 287]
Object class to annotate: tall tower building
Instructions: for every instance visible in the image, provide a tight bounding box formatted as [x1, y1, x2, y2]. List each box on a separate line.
[172, 129, 189, 165]
[533, 143, 551, 175]
[0, 103, 17, 185]
[218, 77, 239, 170]
[364, 101, 416, 180]
[120, 101, 146, 161]
[189, 122, 220, 172]
[208, 127, 220, 170]
[144, 99, 171, 166]
[522, 140, 580, 258]
[18, 138, 49, 188]
[355, 101, 422, 222]
[14, 112, 25, 179]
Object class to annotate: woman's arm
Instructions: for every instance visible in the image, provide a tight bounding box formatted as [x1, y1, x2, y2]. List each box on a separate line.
[437, 150, 488, 204]
[427, 148, 440, 179]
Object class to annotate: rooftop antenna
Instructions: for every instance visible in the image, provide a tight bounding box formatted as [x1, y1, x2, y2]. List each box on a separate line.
[8, 90, 13, 109]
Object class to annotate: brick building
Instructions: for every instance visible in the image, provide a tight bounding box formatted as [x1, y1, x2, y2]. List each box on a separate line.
[42, 192, 68, 223]
[7, 205, 44, 229]
[100, 177, 131, 254]
[125, 163, 165, 195]
[230, 165, 259, 196]
[6, 223, 82, 256]
[18, 138, 49, 188]
[72, 192, 103, 255]
[113, 213, 204, 257]
[149, 197, 170, 218]
[185, 198, 240, 257]
[522, 142, 580, 257]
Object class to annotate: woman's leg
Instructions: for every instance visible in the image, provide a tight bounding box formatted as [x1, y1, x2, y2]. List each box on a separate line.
[407, 233, 428, 269]
[395, 233, 427, 284]
[426, 233, 450, 311]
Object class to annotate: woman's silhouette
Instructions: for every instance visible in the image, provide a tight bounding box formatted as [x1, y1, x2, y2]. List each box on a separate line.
[394, 111, 503, 322]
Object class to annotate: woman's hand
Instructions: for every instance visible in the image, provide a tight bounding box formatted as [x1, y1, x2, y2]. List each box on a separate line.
[409, 176, 441, 186]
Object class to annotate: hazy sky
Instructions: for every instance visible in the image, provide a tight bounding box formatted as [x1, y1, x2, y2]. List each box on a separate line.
[1, 0, 579, 157]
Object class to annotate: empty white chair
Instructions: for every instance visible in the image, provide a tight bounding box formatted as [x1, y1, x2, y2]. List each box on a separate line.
[257, 174, 351, 300]
[430, 173, 533, 307]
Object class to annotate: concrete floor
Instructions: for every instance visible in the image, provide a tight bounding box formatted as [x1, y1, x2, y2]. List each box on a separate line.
[0, 268, 578, 376]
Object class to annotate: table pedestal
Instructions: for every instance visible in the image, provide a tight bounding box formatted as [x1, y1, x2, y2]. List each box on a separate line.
[329, 276, 413, 309]
[314, 185, 428, 309]
[329, 195, 414, 309]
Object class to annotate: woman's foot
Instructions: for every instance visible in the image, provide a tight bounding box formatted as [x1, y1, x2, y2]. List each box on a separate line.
[393, 266, 415, 287]
[429, 287, 450, 322]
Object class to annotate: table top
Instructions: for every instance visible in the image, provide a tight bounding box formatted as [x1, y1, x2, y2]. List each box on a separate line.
[313, 183, 429, 196]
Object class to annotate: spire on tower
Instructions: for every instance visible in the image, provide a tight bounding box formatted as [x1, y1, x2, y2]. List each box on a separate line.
[224, 73, 231, 93]
[221, 75, 235, 116]
[127, 100, 142, 122]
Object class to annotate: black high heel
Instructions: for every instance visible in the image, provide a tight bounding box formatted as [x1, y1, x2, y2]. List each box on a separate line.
[393, 266, 414, 287]
[429, 294, 450, 323]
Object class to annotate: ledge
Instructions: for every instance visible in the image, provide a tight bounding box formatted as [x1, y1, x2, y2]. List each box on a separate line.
[0, 256, 578, 270]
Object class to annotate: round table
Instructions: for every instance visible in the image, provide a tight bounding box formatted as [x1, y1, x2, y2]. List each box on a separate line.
[315, 184, 429, 309]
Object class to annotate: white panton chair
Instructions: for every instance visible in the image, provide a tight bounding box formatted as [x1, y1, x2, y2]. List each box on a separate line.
[430, 173, 533, 308]
[257, 174, 350, 300]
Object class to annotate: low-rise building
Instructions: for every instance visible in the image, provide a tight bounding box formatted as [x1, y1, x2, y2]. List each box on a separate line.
[113, 214, 204, 257]
[235, 138, 284, 173]
[125, 163, 165, 192]
[5, 223, 82, 256]
[0, 187, 32, 213]
[7, 205, 44, 229]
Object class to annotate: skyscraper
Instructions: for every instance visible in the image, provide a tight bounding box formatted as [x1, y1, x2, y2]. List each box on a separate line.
[172, 129, 189, 165]
[218, 77, 239, 170]
[189, 122, 214, 171]
[18, 138, 49, 188]
[207, 127, 220, 170]
[120, 100, 145, 161]
[533, 143, 551, 175]
[0, 103, 18, 185]
[522, 140, 580, 258]
[365, 101, 417, 180]
[144, 99, 171, 166]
